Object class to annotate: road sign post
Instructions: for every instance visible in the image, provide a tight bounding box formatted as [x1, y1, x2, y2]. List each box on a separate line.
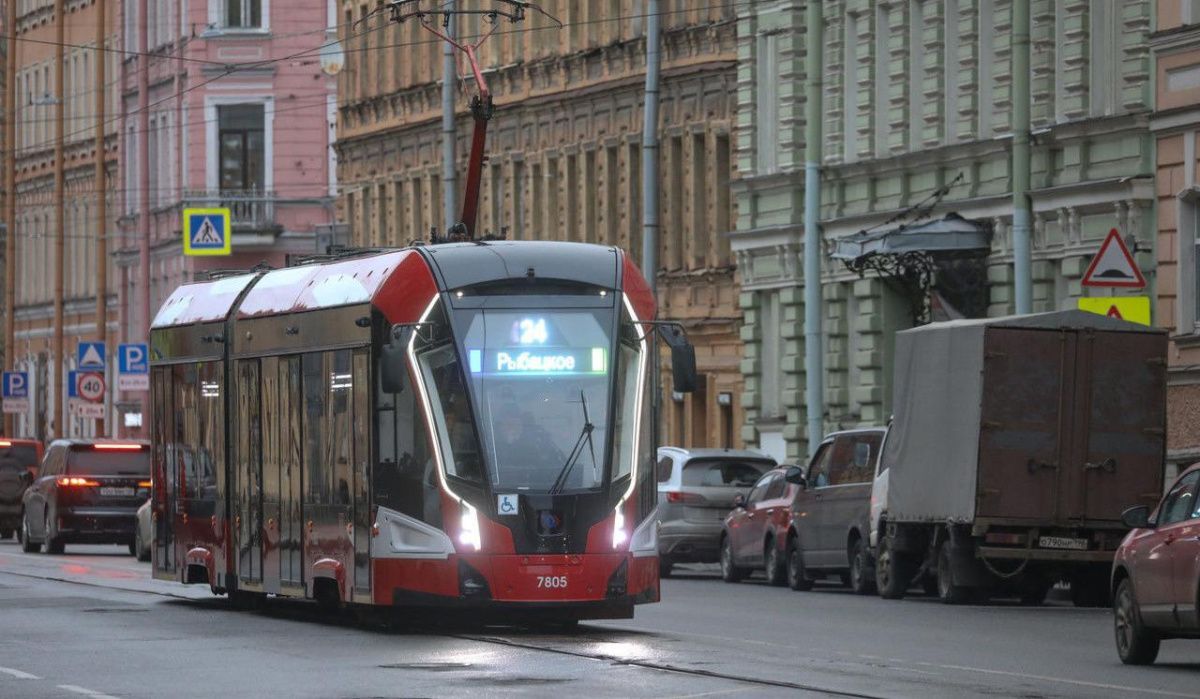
[118, 343, 149, 391]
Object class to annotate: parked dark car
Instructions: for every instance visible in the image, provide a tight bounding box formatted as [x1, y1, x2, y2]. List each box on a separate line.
[20, 440, 150, 554]
[719, 467, 800, 585]
[0, 439, 44, 539]
[1110, 463, 1200, 664]
[785, 428, 886, 593]
[657, 447, 775, 576]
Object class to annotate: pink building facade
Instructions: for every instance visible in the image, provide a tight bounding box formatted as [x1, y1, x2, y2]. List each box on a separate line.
[115, 0, 340, 433]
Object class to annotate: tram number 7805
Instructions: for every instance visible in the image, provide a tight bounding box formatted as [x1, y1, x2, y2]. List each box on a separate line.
[537, 575, 568, 589]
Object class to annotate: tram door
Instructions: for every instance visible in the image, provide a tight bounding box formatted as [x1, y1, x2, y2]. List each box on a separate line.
[279, 356, 304, 588]
[352, 351, 371, 599]
[234, 360, 263, 587]
[259, 357, 282, 594]
[150, 367, 176, 577]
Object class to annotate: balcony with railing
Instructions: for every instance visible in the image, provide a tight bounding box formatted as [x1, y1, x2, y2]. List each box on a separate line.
[182, 190, 279, 231]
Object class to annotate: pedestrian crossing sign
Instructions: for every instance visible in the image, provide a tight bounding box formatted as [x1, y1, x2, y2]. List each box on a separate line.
[183, 208, 231, 256]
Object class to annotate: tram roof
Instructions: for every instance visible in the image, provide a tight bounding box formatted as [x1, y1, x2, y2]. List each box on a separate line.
[422, 241, 621, 291]
[236, 249, 411, 318]
[151, 273, 259, 329]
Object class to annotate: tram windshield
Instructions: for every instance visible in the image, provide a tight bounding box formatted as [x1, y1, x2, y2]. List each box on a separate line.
[455, 308, 620, 493]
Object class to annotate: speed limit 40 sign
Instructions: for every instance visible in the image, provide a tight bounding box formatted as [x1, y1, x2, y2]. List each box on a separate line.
[77, 372, 105, 402]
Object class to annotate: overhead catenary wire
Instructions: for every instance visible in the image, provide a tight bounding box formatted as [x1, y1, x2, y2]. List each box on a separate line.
[4, 0, 749, 159]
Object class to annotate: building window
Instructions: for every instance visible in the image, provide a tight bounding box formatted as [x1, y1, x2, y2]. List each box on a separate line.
[943, 1, 958, 142]
[843, 12, 860, 161]
[874, 3, 889, 156]
[978, 0, 994, 137]
[756, 32, 779, 173]
[218, 105, 265, 192]
[1183, 0, 1200, 26]
[224, 0, 262, 28]
[760, 292, 783, 419]
[909, 0, 925, 150]
[1180, 188, 1200, 333]
[1090, 0, 1121, 116]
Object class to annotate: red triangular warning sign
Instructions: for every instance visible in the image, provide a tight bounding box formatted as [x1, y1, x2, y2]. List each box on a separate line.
[1082, 228, 1146, 289]
[1107, 305, 1123, 319]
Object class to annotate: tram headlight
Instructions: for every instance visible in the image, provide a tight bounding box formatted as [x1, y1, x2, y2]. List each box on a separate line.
[459, 503, 482, 551]
[612, 506, 628, 549]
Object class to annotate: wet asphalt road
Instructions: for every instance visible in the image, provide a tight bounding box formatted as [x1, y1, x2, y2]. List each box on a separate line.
[0, 541, 1196, 699]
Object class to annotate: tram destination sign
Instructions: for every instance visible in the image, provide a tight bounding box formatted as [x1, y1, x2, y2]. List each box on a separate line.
[468, 347, 607, 377]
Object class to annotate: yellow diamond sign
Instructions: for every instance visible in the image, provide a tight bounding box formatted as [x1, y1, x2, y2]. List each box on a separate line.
[1077, 296, 1151, 326]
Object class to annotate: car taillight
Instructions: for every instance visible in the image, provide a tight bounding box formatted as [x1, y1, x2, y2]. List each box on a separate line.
[93, 444, 143, 451]
[665, 491, 703, 504]
[58, 477, 99, 487]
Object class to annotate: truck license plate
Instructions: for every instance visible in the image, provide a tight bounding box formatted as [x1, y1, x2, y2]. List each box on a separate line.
[1038, 536, 1088, 551]
[100, 487, 135, 497]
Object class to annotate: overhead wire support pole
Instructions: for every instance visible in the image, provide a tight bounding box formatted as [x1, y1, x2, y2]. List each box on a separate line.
[1011, 0, 1032, 314]
[385, 0, 559, 239]
[802, 0, 824, 459]
[94, 0, 108, 437]
[4, 0, 16, 437]
[441, 2, 456, 233]
[137, 0, 150, 358]
[53, 0, 65, 437]
[641, 0, 660, 294]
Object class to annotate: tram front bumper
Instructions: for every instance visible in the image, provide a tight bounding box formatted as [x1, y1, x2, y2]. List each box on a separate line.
[380, 552, 660, 614]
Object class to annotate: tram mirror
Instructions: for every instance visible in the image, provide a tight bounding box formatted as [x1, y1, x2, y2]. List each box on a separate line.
[670, 343, 697, 394]
[380, 325, 414, 394]
[657, 324, 697, 394]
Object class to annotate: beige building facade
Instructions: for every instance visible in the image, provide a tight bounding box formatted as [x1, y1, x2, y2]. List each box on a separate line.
[335, 2, 745, 449]
[1154, 0, 1200, 479]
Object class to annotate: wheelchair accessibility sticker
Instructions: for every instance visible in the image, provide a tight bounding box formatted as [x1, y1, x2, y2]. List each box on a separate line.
[498, 494, 519, 516]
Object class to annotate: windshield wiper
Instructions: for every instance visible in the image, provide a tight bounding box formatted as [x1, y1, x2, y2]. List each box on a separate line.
[549, 390, 596, 495]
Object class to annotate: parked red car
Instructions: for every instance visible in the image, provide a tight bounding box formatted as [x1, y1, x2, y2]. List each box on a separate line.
[719, 467, 802, 585]
[1111, 463, 1200, 664]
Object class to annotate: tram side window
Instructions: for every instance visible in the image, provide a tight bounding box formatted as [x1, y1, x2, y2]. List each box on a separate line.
[172, 363, 199, 499]
[151, 366, 171, 502]
[330, 350, 353, 506]
[196, 362, 222, 501]
[303, 352, 331, 505]
[375, 348, 439, 527]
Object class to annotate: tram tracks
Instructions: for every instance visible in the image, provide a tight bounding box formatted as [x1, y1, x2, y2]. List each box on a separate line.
[2, 562, 892, 698]
[453, 632, 892, 699]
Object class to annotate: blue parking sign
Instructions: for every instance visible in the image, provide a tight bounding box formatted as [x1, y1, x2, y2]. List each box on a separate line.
[2, 372, 28, 414]
[2, 372, 27, 399]
[118, 344, 148, 374]
[118, 343, 150, 391]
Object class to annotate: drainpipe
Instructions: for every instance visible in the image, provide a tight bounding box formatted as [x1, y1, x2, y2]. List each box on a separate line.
[441, 3, 456, 232]
[641, 0, 660, 293]
[1011, 0, 1032, 314]
[803, 1, 824, 458]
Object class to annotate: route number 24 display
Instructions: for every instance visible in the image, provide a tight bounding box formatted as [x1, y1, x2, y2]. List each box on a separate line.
[537, 575, 568, 589]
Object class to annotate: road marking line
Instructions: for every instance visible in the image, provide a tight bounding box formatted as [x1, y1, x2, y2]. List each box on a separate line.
[0, 666, 39, 680]
[58, 684, 121, 699]
[912, 662, 1196, 698]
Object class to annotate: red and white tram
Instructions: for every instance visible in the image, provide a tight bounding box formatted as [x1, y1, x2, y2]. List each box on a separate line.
[148, 241, 694, 621]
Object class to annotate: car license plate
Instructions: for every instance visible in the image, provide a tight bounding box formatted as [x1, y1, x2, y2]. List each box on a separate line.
[1038, 536, 1088, 551]
[99, 487, 135, 497]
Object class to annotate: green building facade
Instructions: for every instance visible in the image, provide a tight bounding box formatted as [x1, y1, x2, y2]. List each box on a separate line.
[733, 0, 1156, 462]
